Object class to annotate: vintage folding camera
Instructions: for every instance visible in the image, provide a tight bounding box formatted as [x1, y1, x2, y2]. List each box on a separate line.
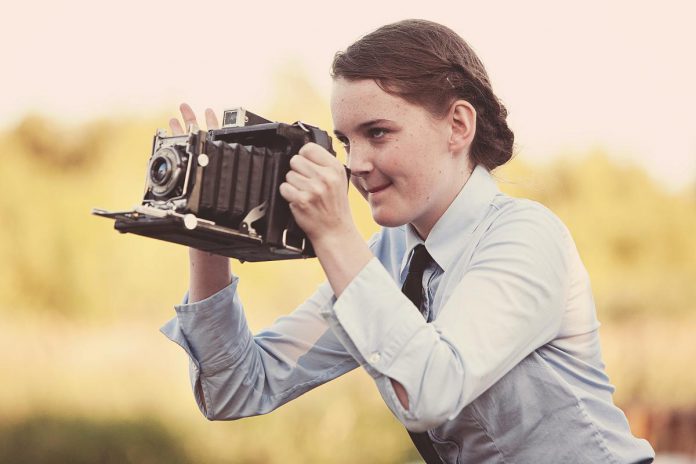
[93, 108, 336, 262]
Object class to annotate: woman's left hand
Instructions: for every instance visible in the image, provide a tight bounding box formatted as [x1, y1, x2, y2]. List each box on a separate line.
[279, 142, 353, 245]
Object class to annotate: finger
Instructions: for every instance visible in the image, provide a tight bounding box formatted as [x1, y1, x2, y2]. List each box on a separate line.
[205, 108, 220, 130]
[285, 169, 314, 191]
[298, 142, 337, 166]
[289, 154, 323, 178]
[169, 118, 185, 136]
[279, 182, 304, 204]
[293, 153, 349, 194]
[179, 103, 199, 132]
[280, 182, 314, 209]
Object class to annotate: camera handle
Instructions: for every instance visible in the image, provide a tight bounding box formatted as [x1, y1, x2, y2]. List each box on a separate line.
[295, 120, 351, 182]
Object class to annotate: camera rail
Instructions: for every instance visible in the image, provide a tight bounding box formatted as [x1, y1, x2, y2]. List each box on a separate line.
[91, 206, 308, 262]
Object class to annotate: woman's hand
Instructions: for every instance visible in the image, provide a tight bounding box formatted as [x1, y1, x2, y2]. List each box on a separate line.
[280, 142, 372, 296]
[279, 143, 353, 245]
[169, 102, 219, 136]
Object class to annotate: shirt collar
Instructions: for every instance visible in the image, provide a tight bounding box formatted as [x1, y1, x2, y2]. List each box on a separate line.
[402, 164, 500, 273]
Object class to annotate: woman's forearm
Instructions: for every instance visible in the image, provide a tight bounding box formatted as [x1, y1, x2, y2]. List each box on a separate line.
[188, 248, 231, 303]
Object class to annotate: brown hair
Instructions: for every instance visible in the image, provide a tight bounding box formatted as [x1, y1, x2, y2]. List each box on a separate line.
[331, 19, 514, 170]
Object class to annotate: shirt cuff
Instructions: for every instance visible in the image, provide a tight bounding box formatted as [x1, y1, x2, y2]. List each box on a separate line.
[160, 276, 253, 375]
[327, 257, 431, 379]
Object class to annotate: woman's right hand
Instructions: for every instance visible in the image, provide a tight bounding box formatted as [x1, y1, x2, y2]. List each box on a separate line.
[170, 103, 232, 303]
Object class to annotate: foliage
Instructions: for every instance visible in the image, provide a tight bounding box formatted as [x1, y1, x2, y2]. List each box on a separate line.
[0, 415, 193, 464]
[0, 114, 188, 318]
[9, 115, 109, 170]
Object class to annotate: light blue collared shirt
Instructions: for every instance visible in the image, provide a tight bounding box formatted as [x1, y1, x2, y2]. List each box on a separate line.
[162, 165, 654, 463]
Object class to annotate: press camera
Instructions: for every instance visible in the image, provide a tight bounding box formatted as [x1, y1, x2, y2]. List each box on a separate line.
[93, 108, 337, 262]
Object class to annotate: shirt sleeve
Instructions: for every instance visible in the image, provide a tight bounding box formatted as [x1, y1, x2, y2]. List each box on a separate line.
[322, 203, 571, 432]
[160, 276, 359, 420]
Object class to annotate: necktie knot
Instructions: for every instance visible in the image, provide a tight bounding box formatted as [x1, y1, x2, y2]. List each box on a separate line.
[408, 245, 432, 275]
[402, 244, 433, 313]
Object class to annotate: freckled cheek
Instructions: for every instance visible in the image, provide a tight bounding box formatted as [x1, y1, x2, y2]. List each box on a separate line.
[379, 146, 404, 176]
[401, 178, 431, 203]
[411, 166, 441, 203]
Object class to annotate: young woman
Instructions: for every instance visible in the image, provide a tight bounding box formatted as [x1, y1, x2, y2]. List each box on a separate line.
[162, 19, 655, 463]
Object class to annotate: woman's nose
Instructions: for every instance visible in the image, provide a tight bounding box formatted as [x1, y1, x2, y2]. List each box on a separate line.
[346, 144, 373, 177]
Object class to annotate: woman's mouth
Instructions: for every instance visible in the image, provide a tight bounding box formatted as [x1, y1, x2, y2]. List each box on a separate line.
[367, 183, 391, 195]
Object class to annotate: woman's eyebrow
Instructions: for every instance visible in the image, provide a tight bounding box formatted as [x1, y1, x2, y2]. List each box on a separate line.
[334, 119, 392, 137]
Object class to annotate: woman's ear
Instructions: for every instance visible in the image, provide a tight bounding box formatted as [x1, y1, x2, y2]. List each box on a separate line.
[449, 100, 476, 154]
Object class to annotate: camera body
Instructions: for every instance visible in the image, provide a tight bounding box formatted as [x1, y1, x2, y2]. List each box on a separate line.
[93, 108, 336, 262]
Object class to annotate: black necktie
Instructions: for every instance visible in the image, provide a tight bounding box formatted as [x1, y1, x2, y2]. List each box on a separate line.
[401, 245, 442, 464]
[401, 244, 432, 318]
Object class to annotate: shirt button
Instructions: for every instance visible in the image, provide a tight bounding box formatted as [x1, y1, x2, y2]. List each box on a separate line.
[369, 352, 381, 364]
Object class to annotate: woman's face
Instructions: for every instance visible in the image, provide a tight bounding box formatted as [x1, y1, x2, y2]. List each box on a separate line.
[330, 78, 471, 238]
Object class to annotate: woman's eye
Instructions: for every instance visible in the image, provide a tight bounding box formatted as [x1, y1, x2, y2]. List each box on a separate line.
[368, 128, 388, 139]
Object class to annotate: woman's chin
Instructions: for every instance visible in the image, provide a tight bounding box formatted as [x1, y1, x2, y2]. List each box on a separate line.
[371, 209, 408, 229]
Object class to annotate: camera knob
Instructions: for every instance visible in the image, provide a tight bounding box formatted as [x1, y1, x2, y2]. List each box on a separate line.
[183, 214, 199, 230]
[197, 154, 209, 167]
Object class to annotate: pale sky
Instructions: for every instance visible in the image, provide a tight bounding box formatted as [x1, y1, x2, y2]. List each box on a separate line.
[3, 0, 695, 189]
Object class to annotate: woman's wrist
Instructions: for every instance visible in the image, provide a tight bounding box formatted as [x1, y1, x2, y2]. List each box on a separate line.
[310, 225, 373, 297]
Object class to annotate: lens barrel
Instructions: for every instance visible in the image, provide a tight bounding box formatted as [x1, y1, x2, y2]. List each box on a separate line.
[151, 157, 171, 185]
[148, 146, 186, 199]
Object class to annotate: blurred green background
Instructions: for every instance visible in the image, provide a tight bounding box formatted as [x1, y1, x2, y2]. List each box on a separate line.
[1, 62, 694, 462]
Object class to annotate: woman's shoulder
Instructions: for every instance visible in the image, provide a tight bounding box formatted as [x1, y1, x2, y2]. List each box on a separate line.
[468, 193, 577, 266]
[489, 193, 571, 239]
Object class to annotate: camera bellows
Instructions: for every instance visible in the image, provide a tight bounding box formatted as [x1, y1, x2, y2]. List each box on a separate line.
[200, 141, 273, 229]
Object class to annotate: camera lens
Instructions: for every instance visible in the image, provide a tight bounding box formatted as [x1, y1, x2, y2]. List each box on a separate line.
[147, 146, 187, 199]
[151, 157, 171, 185]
